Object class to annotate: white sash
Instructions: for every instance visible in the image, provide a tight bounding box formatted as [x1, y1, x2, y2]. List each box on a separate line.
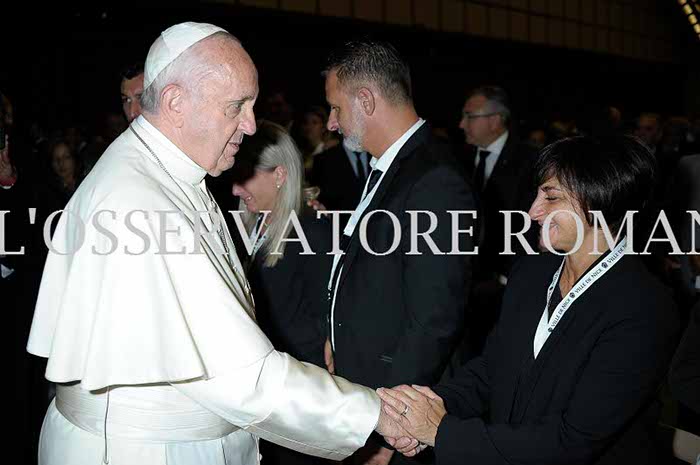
[533, 238, 627, 358]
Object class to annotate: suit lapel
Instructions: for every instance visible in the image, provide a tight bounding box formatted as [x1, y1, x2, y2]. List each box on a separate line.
[336, 124, 431, 292]
[483, 134, 513, 191]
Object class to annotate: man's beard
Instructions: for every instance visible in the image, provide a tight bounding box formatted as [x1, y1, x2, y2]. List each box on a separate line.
[341, 105, 366, 153]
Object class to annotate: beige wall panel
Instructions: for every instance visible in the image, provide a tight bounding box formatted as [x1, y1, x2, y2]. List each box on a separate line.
[596, 1, 609, 26]
[550, 0, 565, 18]
[441, 0, 464, 33]
[489, 7, 510, 39]
[466, 3, 488, 36]
[415, 0, 439, 30]
[623, 5, 640, 33]
[565, 0, 580, 20]
[564, 21, 580, 48]
[581, 24, 595, 49]
[623, 34, 641, 58]
[354, 0, 383, 22]
[509, 0, 528, 10]
[510, 11, 529, 41]
[640, 12, 653, 36]
[319, 0, 351, 17]
[549, 18, 565, 46]
[609, 2, 622, 29]
[530, 0, 548, 14]
[530, 15, 548, 44]
[386, 0, 412, 26]
[281, 0, 316, 14]
[239, 0, 278, 8]
[610, 30, 623, 55]
[596, 29, 609, 52]
[581, 0, 595, 24]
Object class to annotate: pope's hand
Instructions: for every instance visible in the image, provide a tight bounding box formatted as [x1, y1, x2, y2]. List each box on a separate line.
[375, 399, 419, 450]
[377, 385, 446, 448]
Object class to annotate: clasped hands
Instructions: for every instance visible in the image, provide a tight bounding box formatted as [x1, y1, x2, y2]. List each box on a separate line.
[374, 384, 447, 458]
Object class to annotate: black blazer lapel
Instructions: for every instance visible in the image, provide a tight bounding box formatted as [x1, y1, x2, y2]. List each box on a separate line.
[483, 134, 514, 191]
[336, 123, 432, 291]
[510, 297, 583, 424]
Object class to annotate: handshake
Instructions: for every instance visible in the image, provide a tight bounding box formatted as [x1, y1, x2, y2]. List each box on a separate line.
[374, 384, 447, 458]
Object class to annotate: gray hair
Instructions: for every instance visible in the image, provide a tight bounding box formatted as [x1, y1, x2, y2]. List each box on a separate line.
[140, 32, 241, 114]
[237, 120, 304, 267]
[467, 85, 512, 127]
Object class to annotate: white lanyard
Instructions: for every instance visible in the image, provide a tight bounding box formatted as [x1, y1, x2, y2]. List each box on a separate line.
[533, 238, 627, 358]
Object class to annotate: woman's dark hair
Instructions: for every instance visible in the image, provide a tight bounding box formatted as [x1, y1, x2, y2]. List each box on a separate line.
[534, 135, 656, 232]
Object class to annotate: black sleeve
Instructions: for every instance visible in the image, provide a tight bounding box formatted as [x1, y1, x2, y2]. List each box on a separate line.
[434, 297, 678, 465]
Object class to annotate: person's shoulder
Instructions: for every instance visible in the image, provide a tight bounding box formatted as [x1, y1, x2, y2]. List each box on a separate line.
[404, 137, 463, 180]
[75, 141, 169, 211]
[614, 255, 675, 305]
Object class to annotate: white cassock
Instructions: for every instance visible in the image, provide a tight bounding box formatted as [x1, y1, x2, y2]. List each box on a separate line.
[27, 116, 380, 465]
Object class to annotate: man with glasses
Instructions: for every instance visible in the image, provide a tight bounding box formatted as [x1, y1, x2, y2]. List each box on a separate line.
[457, 86, 538, 359]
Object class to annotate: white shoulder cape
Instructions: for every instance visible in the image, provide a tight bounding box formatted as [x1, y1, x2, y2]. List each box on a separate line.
[27, 121, 273, 390]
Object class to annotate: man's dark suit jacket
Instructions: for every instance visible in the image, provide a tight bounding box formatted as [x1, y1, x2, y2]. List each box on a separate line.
[432, 253, 679, 465]
[464, 135, 538, 279]
[333, 123, 475, 391]
[310, 144, 366, 220]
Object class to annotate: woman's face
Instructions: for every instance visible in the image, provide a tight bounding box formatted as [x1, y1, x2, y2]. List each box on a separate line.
[51, 143, 76, 182]
[232, 168, 281, 214]
[301, 113, 324, 144]
[528, 176, 591, 252]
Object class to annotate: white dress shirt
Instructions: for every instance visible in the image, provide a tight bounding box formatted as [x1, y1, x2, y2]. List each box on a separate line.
[328, 118, 425, 349]
[474, 130, 509, 186]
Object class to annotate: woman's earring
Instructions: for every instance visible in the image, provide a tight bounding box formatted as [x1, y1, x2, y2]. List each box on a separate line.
[276, 183, 281, 189]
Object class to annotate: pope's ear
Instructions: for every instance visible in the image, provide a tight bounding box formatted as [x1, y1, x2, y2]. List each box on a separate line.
[160, 84, 186, 128]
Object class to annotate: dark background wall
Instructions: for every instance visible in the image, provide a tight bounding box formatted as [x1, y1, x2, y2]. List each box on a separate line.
[4, 3, 699, 134]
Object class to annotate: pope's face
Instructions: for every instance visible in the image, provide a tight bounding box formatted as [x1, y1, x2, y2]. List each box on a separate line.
[184, 43, 258, 177]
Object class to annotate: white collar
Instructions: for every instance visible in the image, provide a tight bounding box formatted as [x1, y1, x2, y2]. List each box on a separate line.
[370, 118, 425, 172]
[133, 115, 208, 185]
[481, 130, 509, 157]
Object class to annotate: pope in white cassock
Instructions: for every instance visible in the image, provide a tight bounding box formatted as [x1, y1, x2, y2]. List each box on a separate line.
[27, 22, 409, 465]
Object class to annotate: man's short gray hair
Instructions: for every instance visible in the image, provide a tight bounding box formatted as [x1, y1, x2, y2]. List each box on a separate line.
[467, 85, 512, 127]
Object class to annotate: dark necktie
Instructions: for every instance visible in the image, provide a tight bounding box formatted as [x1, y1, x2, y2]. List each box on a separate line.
[473, 149, 492, 193]
[364, 168, 382, 200]
[354, 152, 367, 182]
[329, 168, 383, 320]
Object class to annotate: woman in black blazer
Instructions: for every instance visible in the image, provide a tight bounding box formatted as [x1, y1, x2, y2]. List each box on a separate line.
[378, 136, 680, 465]
[231, 121, 332, 465]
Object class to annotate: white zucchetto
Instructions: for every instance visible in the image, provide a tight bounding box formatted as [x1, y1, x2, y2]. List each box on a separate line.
[144, 21, 227, 89]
